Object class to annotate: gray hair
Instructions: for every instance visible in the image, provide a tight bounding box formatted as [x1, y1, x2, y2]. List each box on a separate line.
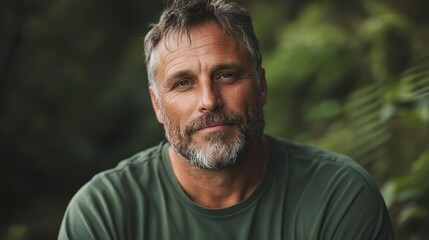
[143, 0, 262, 90]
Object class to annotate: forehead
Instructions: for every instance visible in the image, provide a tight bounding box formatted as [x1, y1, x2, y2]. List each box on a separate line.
[152, 22, 250, 79]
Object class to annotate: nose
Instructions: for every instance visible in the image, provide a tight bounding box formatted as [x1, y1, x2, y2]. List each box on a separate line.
[198, 81, 223, 113]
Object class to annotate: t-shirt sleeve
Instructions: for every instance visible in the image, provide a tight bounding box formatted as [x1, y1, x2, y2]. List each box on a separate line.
[327, 164, 395, 240]
[283, 140, 396, 240]
[58, 177, 118, 240]
[289, 158, 396, 239]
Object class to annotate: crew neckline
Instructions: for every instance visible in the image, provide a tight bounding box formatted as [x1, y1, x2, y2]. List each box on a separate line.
[159, 136, 276, 217]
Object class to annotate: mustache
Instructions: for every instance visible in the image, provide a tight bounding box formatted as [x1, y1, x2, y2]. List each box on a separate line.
[185, 112, 242, 135]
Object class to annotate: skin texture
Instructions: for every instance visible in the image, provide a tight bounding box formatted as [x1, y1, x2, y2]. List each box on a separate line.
[149, 21, 269, 208]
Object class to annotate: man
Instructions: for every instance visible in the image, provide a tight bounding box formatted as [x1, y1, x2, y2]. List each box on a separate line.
[59, 0, 395, 239]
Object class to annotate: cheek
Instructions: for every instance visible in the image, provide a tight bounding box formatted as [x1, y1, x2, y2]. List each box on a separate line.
[226, 84, 260, 108]
[161, 101, 191, 128]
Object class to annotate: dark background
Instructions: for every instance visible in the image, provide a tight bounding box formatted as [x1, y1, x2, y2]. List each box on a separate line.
[1, 0, 428, 239]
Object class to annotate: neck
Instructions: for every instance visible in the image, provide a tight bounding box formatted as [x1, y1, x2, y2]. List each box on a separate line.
[168, 136, 269, 209]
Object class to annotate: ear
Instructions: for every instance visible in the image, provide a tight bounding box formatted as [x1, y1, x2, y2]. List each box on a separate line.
[149, 86, 165, 124]
[259, 68, 268, 105]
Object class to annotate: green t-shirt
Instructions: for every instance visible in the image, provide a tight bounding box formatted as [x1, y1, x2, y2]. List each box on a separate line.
[58, 135, 394, 239]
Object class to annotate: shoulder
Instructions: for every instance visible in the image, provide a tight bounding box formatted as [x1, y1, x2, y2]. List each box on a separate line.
[58, 141, 168, 239]
[268, 135, 373, 184]
[102, 141, 165, 176]
[269, 134, 355, 165]
[75, 141, 168, 204]
[267, 135, 386, 212]
[69, 140, 167, 202]
[267, 135, 394, 239]
[93, 141, 165, 182]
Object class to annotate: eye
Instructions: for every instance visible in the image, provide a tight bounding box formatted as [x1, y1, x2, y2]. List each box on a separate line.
[221, 73, 234, 79]
[177, 79, 191, 87]
[217, 72, 238, 83]
[172, 79, 192, 91]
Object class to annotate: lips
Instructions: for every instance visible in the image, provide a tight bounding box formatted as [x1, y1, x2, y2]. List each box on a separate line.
[197, 122, 233, 131]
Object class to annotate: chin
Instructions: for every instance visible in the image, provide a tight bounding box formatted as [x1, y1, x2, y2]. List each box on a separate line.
[186, 135, 245, 170]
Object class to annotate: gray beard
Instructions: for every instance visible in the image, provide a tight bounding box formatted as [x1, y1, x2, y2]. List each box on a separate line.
[161, 95, 265, 170]
[176, 128, 246, 170]
[164, 107, 264, 170]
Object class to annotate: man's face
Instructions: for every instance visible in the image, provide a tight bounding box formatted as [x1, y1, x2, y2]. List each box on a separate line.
[149, 21, 267, 170]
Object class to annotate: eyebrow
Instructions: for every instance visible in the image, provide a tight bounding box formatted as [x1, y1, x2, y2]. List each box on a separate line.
[212, 62, 243, 73]
[165, 70, 194, 87]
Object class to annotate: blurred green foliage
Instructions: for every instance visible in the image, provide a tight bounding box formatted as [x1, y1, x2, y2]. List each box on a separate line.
[1, 0, 428, 239]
